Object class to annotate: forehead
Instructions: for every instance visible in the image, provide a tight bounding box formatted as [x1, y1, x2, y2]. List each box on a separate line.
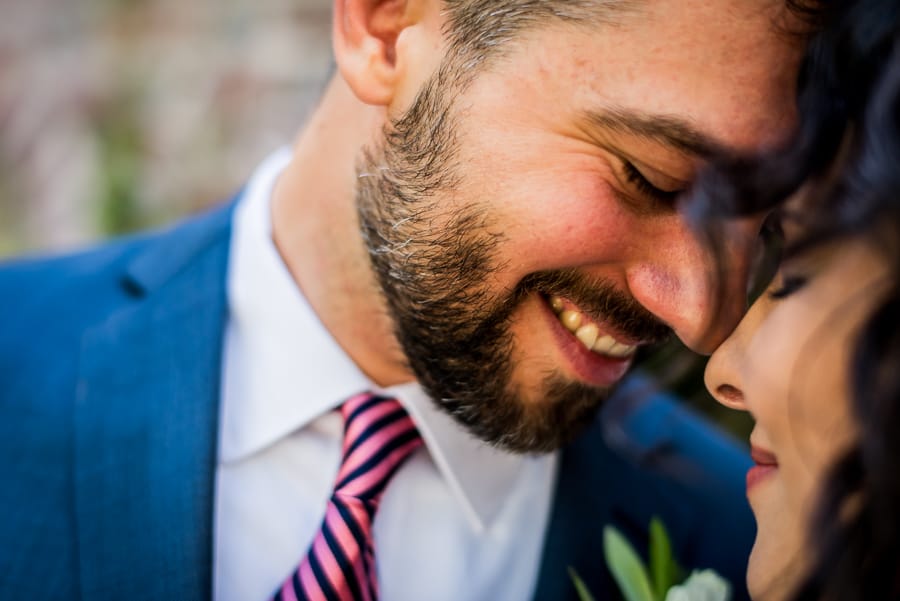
[469, 0, 803, 153]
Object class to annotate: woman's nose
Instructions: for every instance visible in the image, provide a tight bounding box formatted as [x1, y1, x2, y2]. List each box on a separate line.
[704, 335, 748, 411]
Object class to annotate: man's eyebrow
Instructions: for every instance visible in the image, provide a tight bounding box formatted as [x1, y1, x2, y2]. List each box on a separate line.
[581, 107, 726, 158]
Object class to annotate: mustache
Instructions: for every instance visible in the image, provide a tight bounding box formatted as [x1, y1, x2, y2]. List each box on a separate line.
[515, 269, 672, 344]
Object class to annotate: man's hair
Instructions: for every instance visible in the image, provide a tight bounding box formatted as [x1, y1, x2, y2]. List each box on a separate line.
[440, 0, 822, 75]
[440, 0, 638, 72]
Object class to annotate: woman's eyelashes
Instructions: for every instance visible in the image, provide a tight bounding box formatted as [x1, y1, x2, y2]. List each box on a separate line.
[760, 212, 820, 300]
[754, 212, 819, 302]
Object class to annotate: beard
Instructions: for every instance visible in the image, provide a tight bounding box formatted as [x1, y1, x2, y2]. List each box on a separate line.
[355, 65, 670, 453]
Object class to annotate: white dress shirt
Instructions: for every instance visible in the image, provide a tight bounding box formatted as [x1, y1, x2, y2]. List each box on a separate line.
[214, 149, 558, 601]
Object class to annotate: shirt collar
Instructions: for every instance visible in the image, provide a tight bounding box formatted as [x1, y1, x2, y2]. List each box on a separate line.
[220, 148, 529, 532]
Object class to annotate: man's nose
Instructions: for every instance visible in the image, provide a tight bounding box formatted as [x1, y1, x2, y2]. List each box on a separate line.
[625, 216, 761, 354]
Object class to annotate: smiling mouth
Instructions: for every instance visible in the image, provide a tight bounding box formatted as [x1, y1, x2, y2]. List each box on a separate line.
[548, 295, 639, 359]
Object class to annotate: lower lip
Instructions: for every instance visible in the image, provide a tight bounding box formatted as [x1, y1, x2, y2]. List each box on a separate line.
[540, 295, 633, 387]
[746, 464, 777, 492]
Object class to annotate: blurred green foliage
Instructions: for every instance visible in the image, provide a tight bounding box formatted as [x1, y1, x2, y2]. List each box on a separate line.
[0, 162, 22, 256]
[94, 81, 145, 236]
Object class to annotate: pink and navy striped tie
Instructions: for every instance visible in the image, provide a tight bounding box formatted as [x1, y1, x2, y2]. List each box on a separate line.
[273, 393, 423, 601]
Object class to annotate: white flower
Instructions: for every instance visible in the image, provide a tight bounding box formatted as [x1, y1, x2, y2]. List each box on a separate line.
[664, 570, 732, 601]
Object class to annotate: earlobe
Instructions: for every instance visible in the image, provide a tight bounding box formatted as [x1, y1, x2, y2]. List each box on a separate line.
[332, 0, 413, 107]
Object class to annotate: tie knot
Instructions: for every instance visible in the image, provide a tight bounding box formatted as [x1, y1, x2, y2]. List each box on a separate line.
[333, 393, 423, 502]
[271, 394, 422, 601]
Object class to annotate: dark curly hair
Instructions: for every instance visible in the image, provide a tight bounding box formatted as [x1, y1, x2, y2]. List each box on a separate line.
[689, 0, 900, 599]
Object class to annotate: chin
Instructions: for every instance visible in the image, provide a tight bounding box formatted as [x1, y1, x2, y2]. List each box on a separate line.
[746, 537, 801, 601]
[746, 546, 769, 601]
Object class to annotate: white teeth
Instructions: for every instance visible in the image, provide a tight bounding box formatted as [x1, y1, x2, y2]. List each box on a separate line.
[592, 335, 617, 354]
[550, 296, 638, 358]
[559, 310, 582, 332]
[574, 324, 599, 350]
[607, 342, 637, 358]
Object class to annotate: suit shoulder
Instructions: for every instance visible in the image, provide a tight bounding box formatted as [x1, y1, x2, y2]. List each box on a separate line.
[0, 233, 148, 346]
[0, 202, 234, 345]
[0, 202, 234, 403]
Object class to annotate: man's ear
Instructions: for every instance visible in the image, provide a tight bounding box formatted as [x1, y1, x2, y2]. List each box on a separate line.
[333, 0, 424, 106]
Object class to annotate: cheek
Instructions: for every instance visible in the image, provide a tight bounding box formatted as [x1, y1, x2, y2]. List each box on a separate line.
[470, 166, 637, 274]
[743, 316, 798, 433]
[778, 459, 821, 522]
[448, 107, 638, 273]
[782, 342, 858, 510]
[746, 301, 857, 520]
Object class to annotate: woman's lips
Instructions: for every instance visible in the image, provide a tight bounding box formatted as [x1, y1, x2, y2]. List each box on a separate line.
[747, 445, 778, 492]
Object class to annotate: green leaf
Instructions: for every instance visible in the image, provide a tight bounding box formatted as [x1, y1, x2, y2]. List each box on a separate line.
[649, 516, 676, 601]
[603, 526, 656, 601]
[568, 567, 598, 601]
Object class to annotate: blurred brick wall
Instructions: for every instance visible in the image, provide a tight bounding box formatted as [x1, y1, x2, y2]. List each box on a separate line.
[0, 0, 333, 256]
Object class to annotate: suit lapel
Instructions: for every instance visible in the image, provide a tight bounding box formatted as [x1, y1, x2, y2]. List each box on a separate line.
[74, 202, 235, 599]
[531, 378, 697, 601]
[531, 424, 638, 601]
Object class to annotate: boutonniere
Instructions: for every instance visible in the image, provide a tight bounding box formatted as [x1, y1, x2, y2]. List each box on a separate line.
[569, 517, 732, 601]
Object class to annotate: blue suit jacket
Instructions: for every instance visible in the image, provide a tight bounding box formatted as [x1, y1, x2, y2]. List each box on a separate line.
[0, 199, 754, 600]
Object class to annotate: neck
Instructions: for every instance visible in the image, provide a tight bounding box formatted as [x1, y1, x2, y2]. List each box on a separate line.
[271, 76, 412, 387]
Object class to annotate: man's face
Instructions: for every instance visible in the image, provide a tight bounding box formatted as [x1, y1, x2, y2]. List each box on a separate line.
[357, 0, 802, 452]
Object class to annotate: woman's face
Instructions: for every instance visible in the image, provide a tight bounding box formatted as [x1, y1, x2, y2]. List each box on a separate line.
[705, 230, 890, 601]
